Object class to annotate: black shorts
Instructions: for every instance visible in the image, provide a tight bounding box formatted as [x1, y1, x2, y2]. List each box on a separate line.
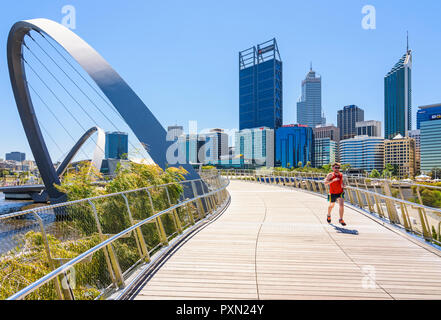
[328, 192, 344, 203]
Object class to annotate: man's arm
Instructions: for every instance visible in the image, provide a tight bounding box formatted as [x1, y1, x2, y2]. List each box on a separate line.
[324, 173, 333, 185]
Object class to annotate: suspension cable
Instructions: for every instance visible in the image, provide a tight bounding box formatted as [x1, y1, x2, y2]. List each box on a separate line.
[33, 31, 147, 158]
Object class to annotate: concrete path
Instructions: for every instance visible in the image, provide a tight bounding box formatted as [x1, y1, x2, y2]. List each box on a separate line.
[134, 181, 441, 300]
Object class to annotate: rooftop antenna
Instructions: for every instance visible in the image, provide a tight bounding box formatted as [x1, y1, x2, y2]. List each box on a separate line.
[406, 31, 409, 52]
[310, 61, 312, 71]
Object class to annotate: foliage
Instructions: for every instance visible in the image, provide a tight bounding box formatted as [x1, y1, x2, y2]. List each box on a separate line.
[370, 169, 381, 178]
[430, 168, 441, 180]
[2, 162, 190, 300]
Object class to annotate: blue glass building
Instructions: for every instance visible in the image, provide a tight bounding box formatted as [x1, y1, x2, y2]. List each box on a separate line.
[105, 131, 128, 159]
[416, 103, 441, 129]
[420, 119, 441, 172]
[275, 125, 313, 168]
[384, 48, 412, 139]
[339, 136, 384, 172]
[239, 39, 282, 130]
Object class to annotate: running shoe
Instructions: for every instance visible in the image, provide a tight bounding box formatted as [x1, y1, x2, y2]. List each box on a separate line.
[339, 219, 346, 226]
[327, 215, 331, 224]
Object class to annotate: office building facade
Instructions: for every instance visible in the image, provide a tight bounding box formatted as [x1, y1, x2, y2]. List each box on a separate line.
[235, 127, 274, 167]
[5, 152, 25, 162]
[167, 125, 184, 140]
[356, 120, 382, 137]
[105, 132, 128, 159]
[239, 39, 282, 130]
[420, 119, 441, 172]
[177, 134, 207, 164]
[297, 66, 322, 127]
[416, 103, 441, 129]
[384, 48, 412, 139]
[337, 105, 364, 140]
[314, 138, 337, 168]
[275, 124, 313, 168]
[408, 129, 421, 174]
[339, 136, 384, 172]
[203, 129, 229, 163]
[313, 124, 340, 142]
[384, 135, 416, 178]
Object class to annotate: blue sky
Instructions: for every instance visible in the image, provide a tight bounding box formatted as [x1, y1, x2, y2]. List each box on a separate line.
[0, 0, 440, 161]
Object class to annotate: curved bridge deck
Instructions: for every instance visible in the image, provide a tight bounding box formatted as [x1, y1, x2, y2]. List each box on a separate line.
[133, 181, 441, 300]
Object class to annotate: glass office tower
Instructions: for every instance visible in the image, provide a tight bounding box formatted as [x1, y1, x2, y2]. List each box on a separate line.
[275, 124, 314, 168]
[239, 39, 282, 130]
[420, 119, 441, 172]
[416, 103, 441, 129]
[337, 105, 364, 140]
[297, 66, 322, 127]
[384, 48, 412, 139]
[105, 131, 128, 159]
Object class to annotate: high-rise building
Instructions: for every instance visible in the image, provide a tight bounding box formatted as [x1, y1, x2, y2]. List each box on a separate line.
[416, 103, 441, 129]
[235, 127, 274, 167]
[297, 65, 322, 127]
[239, 39, 282, 130]
[313, 124, 340, 142]
[167, 125, 184, 140]
[356, 120, 382, 137]
[105, 132, 129, 159]
[384, 42, 412, 139]
[420, 119, 441, 173]
[5, 152, 25, 162]
[314, 138, 337, 168]
[384, 135, 416, 178]
[275, 124, 313, 168]
[202, 129, 229, 162]
[177, 134, 206, 164]
[408, 129, 421, 174]
[339, 136, 384, 172]
[337, 105, 364, 140]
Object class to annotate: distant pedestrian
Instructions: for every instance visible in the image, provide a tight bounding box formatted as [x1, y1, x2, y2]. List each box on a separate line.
[324, 162, 346, 226]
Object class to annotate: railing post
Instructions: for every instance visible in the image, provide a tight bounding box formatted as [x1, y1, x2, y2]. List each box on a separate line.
[191, 181, 206, 219]
[165, 186, 183, 234]
[146, 190, 169, 246]
[121, 193, 150, 262]
[382, 182, 401, 224]
[88, 200, 124, 289]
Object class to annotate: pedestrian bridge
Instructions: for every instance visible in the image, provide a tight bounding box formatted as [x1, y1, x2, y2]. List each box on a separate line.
[131, 180, 441, 300]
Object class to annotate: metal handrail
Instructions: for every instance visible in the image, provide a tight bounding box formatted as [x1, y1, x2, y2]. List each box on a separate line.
[0, 174, 219, 220]
[224, 169, 441, 245]
[7, 174, 230, 300]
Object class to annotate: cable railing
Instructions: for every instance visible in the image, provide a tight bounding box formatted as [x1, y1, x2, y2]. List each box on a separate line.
[2, 172, 230, 300]
[222, 169, 441, 247]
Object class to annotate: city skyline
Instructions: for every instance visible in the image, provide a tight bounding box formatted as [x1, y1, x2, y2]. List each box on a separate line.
[0, 1, 441, 160]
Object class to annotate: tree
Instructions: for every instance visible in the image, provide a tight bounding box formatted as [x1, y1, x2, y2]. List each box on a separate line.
[297, 161, 303, 168]
[370, 169, 381, 178]
[306, 161, 311, 168]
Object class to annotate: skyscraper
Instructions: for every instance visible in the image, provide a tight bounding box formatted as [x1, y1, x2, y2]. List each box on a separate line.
[239, 39, 282, 130]
[384, 37, 412, 139]
[105, 131, 128, 159]
[297, 64, 322, 127]
[420, 119, 441, 172]
[275, 124, 314, 168]
[416, 103, 441, 129]
[337, 105, 364, 140]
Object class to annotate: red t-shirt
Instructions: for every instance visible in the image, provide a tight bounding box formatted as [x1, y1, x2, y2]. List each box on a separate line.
[329, 172, 343, 194]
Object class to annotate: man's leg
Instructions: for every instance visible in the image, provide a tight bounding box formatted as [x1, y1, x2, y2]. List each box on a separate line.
[338, 197, 345, 225]
[328, 199, 335, 216]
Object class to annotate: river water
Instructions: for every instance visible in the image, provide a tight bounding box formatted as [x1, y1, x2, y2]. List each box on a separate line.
[0, 193, 33, 216]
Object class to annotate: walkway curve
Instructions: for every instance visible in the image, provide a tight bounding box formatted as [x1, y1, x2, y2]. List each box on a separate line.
[133, 181, 441, 300]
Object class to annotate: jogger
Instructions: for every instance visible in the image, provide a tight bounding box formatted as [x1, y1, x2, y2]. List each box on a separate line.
[324, 162, 346, 226]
